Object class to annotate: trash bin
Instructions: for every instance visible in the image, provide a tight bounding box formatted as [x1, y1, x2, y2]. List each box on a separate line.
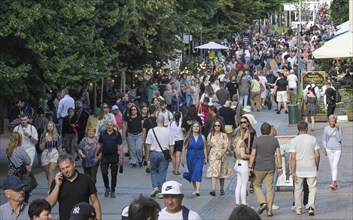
[288, 104, 300, 125]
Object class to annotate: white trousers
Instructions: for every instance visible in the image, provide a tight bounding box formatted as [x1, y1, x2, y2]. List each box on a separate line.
[234, 160, 249, 205]
[327, 149, 341, 181]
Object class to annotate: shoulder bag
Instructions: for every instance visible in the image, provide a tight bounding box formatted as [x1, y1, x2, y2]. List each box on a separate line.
[151, 128, 171, 160]
[8, 157, 38, 193]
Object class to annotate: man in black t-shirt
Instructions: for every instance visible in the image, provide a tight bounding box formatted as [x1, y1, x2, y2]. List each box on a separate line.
[324, 82, 337, 118]
[95, 120, 123, 198]
[47, 154, 102, 220]
[274, 72, 289, 114]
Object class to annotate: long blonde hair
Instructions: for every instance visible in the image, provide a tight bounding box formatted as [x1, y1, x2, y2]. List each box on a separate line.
[42, 121, 59, 141]
[183, 121, 202, 148]
[233, 128, 247, 148]
[6, 132, 22, 157]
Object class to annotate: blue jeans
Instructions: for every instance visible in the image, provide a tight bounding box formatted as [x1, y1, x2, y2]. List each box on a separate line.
[150, 151, 169, 189]
[127, 133, 143, 164]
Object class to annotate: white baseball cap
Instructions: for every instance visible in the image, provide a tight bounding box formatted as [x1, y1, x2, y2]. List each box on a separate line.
[112, 105, 119, 111]
[121, 205, 129, 220]
[161, 180, 183, 195]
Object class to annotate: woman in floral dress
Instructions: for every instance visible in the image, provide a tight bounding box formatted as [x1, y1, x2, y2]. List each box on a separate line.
[206, 119, 233, 196]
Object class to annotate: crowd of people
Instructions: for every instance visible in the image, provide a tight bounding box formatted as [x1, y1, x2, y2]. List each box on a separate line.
[2, 22, 350, 220]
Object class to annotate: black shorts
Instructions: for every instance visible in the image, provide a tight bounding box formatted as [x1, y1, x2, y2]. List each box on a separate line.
[174, 140, 183, 152]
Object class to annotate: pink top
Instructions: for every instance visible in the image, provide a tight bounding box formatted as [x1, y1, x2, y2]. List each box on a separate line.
[115, 114, 123, 129]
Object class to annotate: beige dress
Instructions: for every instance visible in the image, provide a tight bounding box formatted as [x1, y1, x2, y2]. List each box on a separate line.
[206, 133, 233, 178]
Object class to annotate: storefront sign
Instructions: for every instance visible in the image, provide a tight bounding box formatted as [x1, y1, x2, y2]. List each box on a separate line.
[302, 71, 325, 89]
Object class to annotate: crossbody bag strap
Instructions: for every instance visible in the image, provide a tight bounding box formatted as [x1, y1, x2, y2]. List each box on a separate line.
[182, 205, 190, 220]
[152, 128, 164, 151]
[7, 156, 19, 169]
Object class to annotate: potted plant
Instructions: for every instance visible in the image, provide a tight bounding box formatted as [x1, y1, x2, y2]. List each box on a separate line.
[340, 89, 353, 121]
[315, 100, 327, 122]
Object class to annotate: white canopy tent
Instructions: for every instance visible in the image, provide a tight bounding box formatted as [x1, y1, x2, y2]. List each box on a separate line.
[195, 41, 228, 49]
[313, 0, 353, 59]
[312, 32, 353, 58]
[335, 21, 349, 36]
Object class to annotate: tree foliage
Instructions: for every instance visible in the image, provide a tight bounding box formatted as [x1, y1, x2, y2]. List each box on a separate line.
[330, 0, 349, 26]
[0, 0, 288, 105]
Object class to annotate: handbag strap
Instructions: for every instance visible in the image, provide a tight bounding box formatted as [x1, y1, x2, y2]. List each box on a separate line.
[152, 128, 164, 151]
[7, 156, 19, 169]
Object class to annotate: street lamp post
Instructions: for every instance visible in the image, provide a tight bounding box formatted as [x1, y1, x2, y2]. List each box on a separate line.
[297, 0, 302, 98]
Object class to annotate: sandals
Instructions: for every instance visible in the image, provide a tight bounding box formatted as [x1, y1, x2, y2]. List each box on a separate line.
[209, 191, 216, 196]
[249, 185, 254, 194]
[173, 171, 181, 175]
[220, 190, 225, 196]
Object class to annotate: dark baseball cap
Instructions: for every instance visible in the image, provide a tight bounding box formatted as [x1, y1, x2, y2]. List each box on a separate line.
[2, 176, 26, 191]
[69, 202, 96, 220]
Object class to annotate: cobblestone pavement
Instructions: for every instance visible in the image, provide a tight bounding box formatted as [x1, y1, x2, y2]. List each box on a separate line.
[1, 110, 352, 220]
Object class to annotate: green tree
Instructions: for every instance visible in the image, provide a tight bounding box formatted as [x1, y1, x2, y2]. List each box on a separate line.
[330, 0, 349, 26]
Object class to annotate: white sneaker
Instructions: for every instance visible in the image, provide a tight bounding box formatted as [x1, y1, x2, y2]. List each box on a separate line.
[192, 191, 196, 196]
[158, 193, 163, 199]
[272, 204, 280, 210]
[150, 187, 160, 197]
[296, 210, 301, 215]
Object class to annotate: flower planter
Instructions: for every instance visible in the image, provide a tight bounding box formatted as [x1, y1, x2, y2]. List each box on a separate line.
[347, 112, 353, 121]
[314, 113, 327, 122]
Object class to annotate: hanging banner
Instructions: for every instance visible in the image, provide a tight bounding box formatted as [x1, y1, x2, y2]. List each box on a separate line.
[301, 71, 325, 89]
[275, 135, 296, 188]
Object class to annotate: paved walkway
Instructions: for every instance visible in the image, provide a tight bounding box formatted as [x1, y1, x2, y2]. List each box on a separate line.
[1, 110, 352, 220]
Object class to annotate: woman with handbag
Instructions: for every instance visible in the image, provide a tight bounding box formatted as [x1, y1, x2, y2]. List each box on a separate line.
[181, 121, 207, 196]
[233, 123, 251, 206]
[39, 121, 63, 191]
[6, 132, 31, 202]
[206, 119, 233, 196]
[304, 87, 318, 131]
[235, 116, 257, 194]
[78, 126, 100, 184]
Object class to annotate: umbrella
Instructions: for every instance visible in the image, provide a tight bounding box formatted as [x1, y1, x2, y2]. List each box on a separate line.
[195, 41, 228, 49]
[312, 32, 353, 59]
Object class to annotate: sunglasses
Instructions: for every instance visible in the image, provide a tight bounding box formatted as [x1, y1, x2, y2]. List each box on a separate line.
[214, 124, 221, 127]
[240, 121, 247, 124]
[103, 106, 109, 109]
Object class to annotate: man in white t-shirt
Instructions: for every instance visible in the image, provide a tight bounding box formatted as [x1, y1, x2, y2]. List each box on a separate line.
[146, 115, 174, 198]
[290, 121, 320, 216]
[157, 101, 173, 127]
[13, 114, 38, 168]
[56, 88, 75, 125]
[158, 180, 202, 220]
